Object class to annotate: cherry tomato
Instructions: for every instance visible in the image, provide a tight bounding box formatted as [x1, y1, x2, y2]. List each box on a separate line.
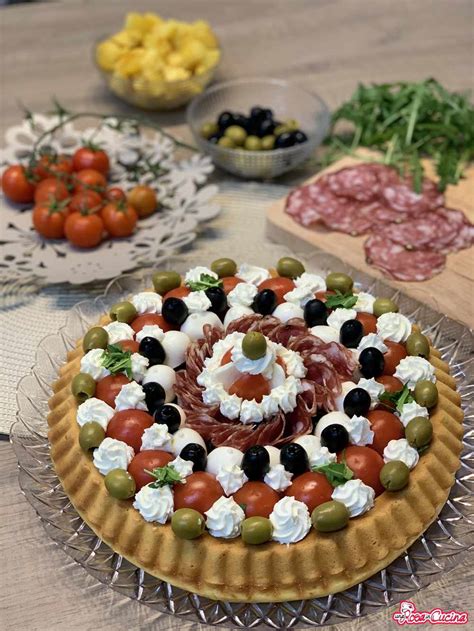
[173, 471, 224, 513]
[233, 481, 281, 518]
[1, 165, 36, 203]
[257, 277, 295, 304]
[131, 313, 176, 333]
[118, 339, 140, 353]
[101, 202, 138, 238]
[95, 374, 130, 408]
[222, 276, 243, 294]
[163, 286, 190, 301]
[383, 341, 407, 376]
[68, 190, 103, 214]
[284, 471, 333, 513]
[315, 290, 336, 302]
[367, 409, 405, 455]
[32, 203, 67, 239]
[127, 185, 157, 218]
[72, 146, 109, 175]
[221, 349, 233, 365]
[34, 153, 72, 180]
[356, 312, 377, 335]
[128, 450, 174, 490]
[64, 212, 104, 248]
[376, 375, 403, 393]
[34, 178, 70, 204]
[106, 409, 154, 453]
[339, 446, 384, 496]
[74, 169, 107, 195]
[106, 187, 127, 202]
[228, 373, 270, 402]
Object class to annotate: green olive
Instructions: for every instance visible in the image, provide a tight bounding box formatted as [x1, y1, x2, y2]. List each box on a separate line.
[218, 136, 235, 148]
[276, 256, 305, 279]
[224, 125, 247, 146]
[244, 135, 262, 151]
[311, 500, 350, 532]
[109, 300, 137, 323]
[104, 469, 136, 500]
[79, 421, 105, 452]
[241, 516, 273, 544]
[71, 372, 96, 403]
[152, 270, 181, 295]
[405, 416, 433, 448]
[414, 380, 438, 408]
[261, 135, 275, 150]
[406, 332, 430, 359]
[284, 118, 300, 131]
[242, 331, 267, 360]
[274, 124, 289, 136]
[373, 297, 399, 317]
[380, 460, 410, 491]
[210, 257, 237, 278]
[200, 121, 219, 139]
[171, 508, 206, 539]
[325, 272, 353, 294]
[83, 327, 108, 353]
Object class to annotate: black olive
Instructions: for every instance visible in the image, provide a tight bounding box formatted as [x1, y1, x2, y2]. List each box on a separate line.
[139, 337, 165, 366]
[280, 443, 309, 476]
[321, 424, 349, 453]
[241, 445, 270, 481]
[343, 387, 371, 417]
[252, 289, 277, 315]
[207, 133, 222, 144]
[339, 319, 364, 348]
[274, 132, 295, 149]
[180, 443, 207, 471]
[260, 108, 274, 120]
[257, 118, 276, 137]
[217, 111, 234, 130]
[233, 113, 249, 131]
[359, 347, 385, 378]
[162, 297, 188, 326]
[143, 382, 166, 416]
[153, 403, 182, 433]
[291, 130, 308, 144]
[304, 299, 328, 327]
[205, 286, 227, 315]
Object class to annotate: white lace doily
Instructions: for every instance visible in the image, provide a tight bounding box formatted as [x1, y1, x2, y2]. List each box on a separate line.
[0, 114, 220, 285]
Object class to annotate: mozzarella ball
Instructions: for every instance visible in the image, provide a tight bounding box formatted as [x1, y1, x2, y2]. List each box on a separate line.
[310, 325, 340, 344]
[293, 434, 322, 459]
[162, 330, 191, 368]
[181, 311, 224, 341]
[272, 302, 304, 323]
[334, 381, 358, 412]
[314, 411, 351, 439]
[264, 445, 281, 467]
[206, 446, 244, 475]
[171, 427, 207, 456]
[142, 364, 176, 402]
[223, 305, 253, 329]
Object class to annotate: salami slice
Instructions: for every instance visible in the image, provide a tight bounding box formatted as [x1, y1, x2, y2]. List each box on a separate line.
[378, 212, 459, 251]
[364, 234, 446, 281]
[382, 179, 443, 215]
[327, 164, 399, 202]
[284, 185, 326, 227]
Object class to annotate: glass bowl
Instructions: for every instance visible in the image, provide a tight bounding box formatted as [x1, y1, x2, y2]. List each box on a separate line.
[186, 78, 330, 179]
[94, 42, 220, 111]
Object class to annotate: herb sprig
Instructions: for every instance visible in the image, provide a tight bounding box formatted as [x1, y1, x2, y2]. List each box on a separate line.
[101, 344, 133, 379]
[312, 462, 354, 487]
[145, 465, 184, 489]
[325, 290, 358, 310]
[379, 384, 414, 413]
[186, 273, 223, 292]
[324, 78, 474, 191]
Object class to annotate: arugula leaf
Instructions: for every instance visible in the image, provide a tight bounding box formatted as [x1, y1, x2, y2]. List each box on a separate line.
[186, 273, 223, 292]
[312, 462, 354, 487]
[325, 290, 358, 310]
[145, 465, 184, 489]
[379, 384, 414, 413]
[101, 344, 133, 379]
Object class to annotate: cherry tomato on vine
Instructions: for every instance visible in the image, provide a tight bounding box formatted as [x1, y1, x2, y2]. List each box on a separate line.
[72, 146, 110, 175]
[383, 341, 407, 376]
[101, 202, 138, 238]
[338, 446, 384, 496]
[173, 472, 224, 513]
[128, 450, 174, 490]
[33, 153, 73, 180]
[64, 211, 104, 248]
[106, 409, 154, 453]
[127, 185, 157, 218]
[163, 285, 190, 301]
[233, 481, 280, 518]
[105, 187, 127, 202]
[1, 165, 36, 203]
[117, 339, 139, 353]
[74, 168, 107, 195]
[367, 409, 405, 455]
[130, 313, 176, 333]
[34, 177, 70, 204]
[32, 202, 67, 239]
[356, 312, 377, 335]
[68, 190, 103, 214]
[284, 472, 333, 513]
[258, 277, 295, 304]
[95, 374, 130, 408]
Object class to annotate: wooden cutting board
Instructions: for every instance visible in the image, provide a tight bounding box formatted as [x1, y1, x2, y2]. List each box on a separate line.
[266, 152, 474, 328]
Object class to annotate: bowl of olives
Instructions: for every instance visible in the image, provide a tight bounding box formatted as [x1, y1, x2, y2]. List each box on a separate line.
[186, 77, 330, 179]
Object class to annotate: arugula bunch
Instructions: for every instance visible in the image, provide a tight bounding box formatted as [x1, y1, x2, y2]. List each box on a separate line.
[324, 78, 474, 191]
[101, 344, 133, 379]
[379, 385, 414, 413]
[145, 465, 184, 489]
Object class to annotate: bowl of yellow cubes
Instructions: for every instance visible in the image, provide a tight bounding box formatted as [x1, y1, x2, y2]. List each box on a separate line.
[95, 12, 221, 110]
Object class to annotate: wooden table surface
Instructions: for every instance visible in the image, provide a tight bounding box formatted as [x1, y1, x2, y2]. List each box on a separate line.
[1, 1, 473, 630]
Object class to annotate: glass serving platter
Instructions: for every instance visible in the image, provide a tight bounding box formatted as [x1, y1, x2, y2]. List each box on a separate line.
[10, 248, 474, 629]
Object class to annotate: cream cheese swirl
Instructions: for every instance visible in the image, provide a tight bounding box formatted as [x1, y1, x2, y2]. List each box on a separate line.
[133, 484, 174, 523]
[205, 496, 245, 538]
[383, 438, 420, 469]
[270, 496, 312, 544]
[394, 356, 436, 389]
[76, 397, 115, 430]
[131, 291, 162, 315]
[376, 312, 412, 343]
[331, 479, 375, 517]
[93, 437, 134, 475]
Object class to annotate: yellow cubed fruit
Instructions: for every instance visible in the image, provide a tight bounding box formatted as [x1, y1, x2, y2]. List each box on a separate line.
[167, 51, 185, 68]
[191, 20, 219, 48]
[179, 38, 207, 70]
[125, 12, 148, 34]
[96, 40, 123, 72]
[143, 12, 164, 30]
[114, 48, 145, 77]
[200, 49, 220, 71]
[111, 29, 141, 48]
[163, 65, 191, 82]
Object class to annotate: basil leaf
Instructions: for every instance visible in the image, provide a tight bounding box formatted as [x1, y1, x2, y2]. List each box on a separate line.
[312, 462, 354, 487]
[186, 273, 223, 292]
[379, 384, 414, 413]
[325, 290, 358, 310]
[101, 344, 133, 379]
[145, 465, 184, 488]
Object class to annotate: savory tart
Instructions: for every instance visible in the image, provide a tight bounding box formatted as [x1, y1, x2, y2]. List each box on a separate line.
[48, 257, 464, 602]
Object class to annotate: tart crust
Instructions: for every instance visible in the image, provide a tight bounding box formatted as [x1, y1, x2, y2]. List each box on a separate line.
[48, 318, 463, 602]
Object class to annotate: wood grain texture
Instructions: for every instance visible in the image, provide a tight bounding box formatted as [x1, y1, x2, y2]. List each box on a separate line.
[266, 151, 474, 327]
[1, 0, 473, 629]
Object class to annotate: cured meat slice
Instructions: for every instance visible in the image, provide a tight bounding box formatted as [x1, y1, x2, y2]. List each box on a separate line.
[378, 212, 459, 251]
[382, 179, 443, 215]
[436, 208, 474, 253]
[327, 164, 399, 202]
[316, 200, 375, 235]
[285, 187, 323, 227]
[364, 234, 446, 282]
